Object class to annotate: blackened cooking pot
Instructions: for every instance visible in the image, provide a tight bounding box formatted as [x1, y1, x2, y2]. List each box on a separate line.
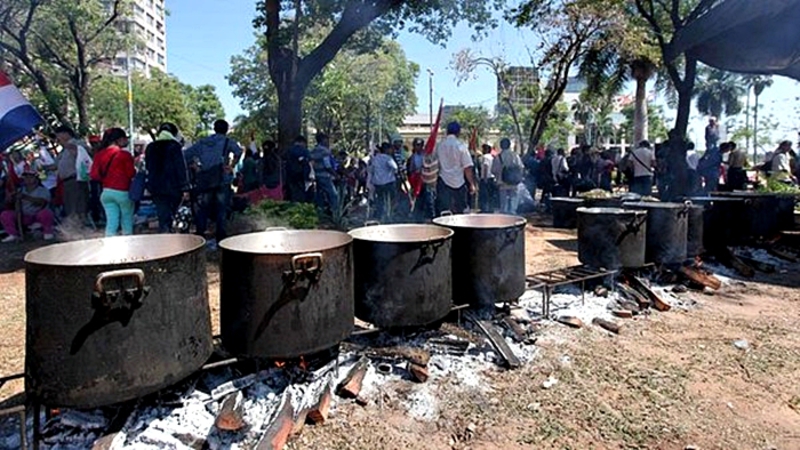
[349, 224, 453, 328]
[712, 191, 793, 239]
[432, 214, 526, 309]
[219, 230, 354, 359]
[550, 197, 584, 228]
[687, 196, 748, 249]
[24, 235, 212, 408]
[577, 207, 647, 269]
[623, 202, 689, 265]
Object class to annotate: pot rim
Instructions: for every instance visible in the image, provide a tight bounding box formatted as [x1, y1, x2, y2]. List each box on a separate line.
[577, 207, 646, 215]
[24, 234, 206, 266]
[622, 201, 688, 209]
[432, 213, 527, 229]
[349, 224, 453, 243]
[219, 229, 353, 254]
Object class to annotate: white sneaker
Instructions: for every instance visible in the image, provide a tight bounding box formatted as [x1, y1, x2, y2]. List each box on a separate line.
[43, 233, 55, 241]
[2, 235, 20, 243]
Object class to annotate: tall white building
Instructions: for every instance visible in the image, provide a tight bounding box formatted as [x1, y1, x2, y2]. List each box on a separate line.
[111, 0, 167, 75]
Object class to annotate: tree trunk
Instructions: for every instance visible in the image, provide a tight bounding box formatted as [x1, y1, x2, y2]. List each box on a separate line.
[633, 75, 648, 144]
[753, 93, 759, 157]
[672, 57, 697, 138]
[276, 82, 305, 156]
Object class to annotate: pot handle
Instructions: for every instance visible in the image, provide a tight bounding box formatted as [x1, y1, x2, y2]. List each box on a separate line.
[266, 226, 289, 231]
[291, 252, 324, 274]
[439, 210, 453, 217]
[94, 269, 145, 300]
[363, 220, 381, 227]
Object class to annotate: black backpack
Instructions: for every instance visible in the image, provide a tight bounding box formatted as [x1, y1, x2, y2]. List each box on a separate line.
[500, 151, 524, 185]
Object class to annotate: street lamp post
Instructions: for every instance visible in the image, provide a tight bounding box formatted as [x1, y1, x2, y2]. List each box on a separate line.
[427, 68, 434, 130]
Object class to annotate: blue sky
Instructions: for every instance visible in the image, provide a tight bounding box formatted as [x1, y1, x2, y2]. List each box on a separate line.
[166, 0, 799, 148]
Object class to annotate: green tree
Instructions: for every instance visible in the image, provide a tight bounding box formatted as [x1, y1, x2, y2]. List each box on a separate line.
[632, 0, 723, 137]
[511, 0, 624, 150]
[252, 0, 503, 151]
[694, 66, 744, 120]
[229, 33, 418, 153]
[619, 103, 668, 144]
[187, 84, 225, 138]
[0, 0, 132, 134]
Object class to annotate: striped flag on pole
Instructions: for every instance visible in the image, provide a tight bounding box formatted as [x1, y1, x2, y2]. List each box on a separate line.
[424, 99, 444, 155]
[0, 71, 43, 151]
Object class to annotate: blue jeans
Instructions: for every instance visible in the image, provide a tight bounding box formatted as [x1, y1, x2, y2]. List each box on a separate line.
[631, 176, 653, 196]
[315, 177, 339, 214]
[498, 188, 519, 215]
[194, 188, 227, 242]
[100, 188, 134, 236]
[413, 184, 436, 222]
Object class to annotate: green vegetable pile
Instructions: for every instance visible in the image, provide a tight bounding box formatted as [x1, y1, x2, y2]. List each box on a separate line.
[756, 176, 800, 194]
[579, 189, 614, 199]
[245, 199, 319, 229]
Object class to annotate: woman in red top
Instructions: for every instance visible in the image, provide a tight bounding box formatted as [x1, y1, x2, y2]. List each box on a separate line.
[90, 128, 136, 236]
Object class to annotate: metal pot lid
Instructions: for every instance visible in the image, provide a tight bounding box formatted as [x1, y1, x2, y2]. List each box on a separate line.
[686, 196, 744, 203]
[219, 230, 352, 254]
[24, 234, 206, 266]
[550, 197, 584, 204]
[576, 207, 646, 215]
[349, 224, 453, 243]
[433, 213, 527, 229]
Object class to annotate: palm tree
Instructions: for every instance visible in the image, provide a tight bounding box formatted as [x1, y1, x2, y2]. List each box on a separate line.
[694, 67, 745, 121]
[579, 46, 657, 145]
[741, 75, 773, 160]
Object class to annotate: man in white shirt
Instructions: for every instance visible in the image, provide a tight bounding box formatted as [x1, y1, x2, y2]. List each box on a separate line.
[630, 140, 655, 196]
[771, 140, 795, 183]
[478, 143, 495, 212]
[434, 121, 476, 214]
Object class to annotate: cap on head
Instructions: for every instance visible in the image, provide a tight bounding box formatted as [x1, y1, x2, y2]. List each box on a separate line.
[446, 121, 461, 136]
[412, 137, 424, 146]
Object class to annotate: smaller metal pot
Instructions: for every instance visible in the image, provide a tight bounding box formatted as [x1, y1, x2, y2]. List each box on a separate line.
[551, 197, 584, 228]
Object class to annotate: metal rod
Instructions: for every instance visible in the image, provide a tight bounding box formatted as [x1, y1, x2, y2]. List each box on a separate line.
[201, 358, 238, 371]
[19, 408, 26, 450]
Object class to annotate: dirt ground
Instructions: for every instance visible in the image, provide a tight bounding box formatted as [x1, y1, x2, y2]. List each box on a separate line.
[2, 215, 800, 449]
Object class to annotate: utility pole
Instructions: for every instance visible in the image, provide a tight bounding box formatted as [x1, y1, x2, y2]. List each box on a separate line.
[126, 52, 134, 154]
[427, 68, 434, 130]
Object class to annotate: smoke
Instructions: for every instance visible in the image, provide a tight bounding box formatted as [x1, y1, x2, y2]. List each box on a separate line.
[226, 215, 293, 236]
[55, 217, 104, 242]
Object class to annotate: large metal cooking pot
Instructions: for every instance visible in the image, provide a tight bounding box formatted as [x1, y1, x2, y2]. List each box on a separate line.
[577, 207, 647, 269]
[623, 202, 689, 265]
[219, 230, 353, 359]
[25, 235, 212, 408]
[551, 197, 583, 228]
[349, 224, 453, 328]
[712, 191, 782, 239]
[432, 214, 526, 309]
[687, 196, 748, 249]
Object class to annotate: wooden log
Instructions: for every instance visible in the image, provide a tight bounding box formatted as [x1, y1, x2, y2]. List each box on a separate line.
[628, 276, 671, 312]
[215, 391, 246, 431]
[254, 395, 294, 450]
[465, 312, 521, 369]
[736, 255, 776, 273]
[616, 283, 650, 308]
[679, 266, 722, 290]
[307, 387, 332, 425]
[612, 309, 633, 319]
[592, 318, 620, 334]
[408, 363, 429, 383]
[717, 247, 755, 278]
[501, 316, 528, 343]
[555, 316, 584, 328]
[768, 246, 799, 263]
[336, 356, 369, 399]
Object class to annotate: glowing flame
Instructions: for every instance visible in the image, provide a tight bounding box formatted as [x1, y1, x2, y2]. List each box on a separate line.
[299, 356, 308, 371]
[274, 361, 286, 368]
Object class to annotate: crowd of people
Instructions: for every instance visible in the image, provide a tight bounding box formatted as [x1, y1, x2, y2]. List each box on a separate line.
[1, 115, 797, 246]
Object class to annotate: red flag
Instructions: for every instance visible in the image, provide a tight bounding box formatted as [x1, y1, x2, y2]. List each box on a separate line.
[424, 99, 444, 155]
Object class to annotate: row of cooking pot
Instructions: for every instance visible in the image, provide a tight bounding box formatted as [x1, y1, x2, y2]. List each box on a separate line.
[24, 214, 527, 408]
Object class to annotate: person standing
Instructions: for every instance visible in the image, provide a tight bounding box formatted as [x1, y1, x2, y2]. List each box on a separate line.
[310, 132, 339, 214]
[492, 138, 524, 215]
[771, 140, 795, 184]
[54, 125, 90, 222]
[260, 140, 283, 200]
[726, 141, 748, 190]
[369, 142, 398, 222]
[705, 117, 720, 151]
[629, 140, 655, 196]
[434, 121, 476, 215]
[90, 128, 135, 236]
[145, 122, 189, 233]
[184, 119, 242, 246]
[698, 142, 726, 194]
[477, 143, 496, 212]
[286, 135, 311, 202]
